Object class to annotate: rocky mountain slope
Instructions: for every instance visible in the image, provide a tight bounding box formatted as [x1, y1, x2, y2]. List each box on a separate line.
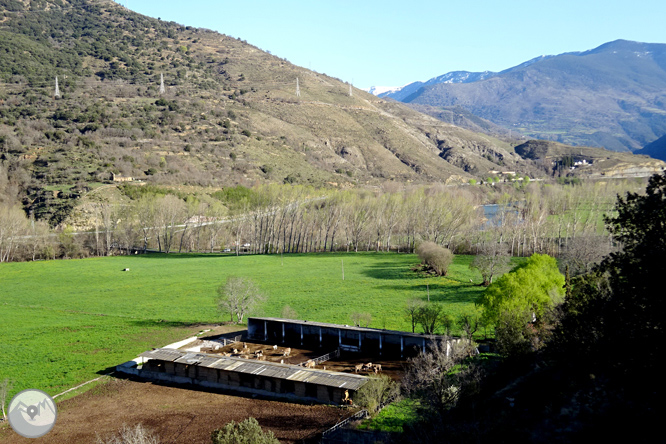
[384, 40, 666, 154]
[0, 2, 663, 224]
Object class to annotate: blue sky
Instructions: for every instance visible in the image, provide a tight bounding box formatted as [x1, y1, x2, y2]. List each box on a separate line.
[122, 0, 666, 89]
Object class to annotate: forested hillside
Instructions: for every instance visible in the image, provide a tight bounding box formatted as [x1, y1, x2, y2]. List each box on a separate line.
[0, 0, 535, 225]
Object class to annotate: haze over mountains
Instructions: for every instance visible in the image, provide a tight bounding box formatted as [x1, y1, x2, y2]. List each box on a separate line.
[377, 40, 666, 156]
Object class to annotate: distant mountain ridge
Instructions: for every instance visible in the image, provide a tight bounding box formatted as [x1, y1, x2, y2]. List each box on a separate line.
[382, 40, 666, 157]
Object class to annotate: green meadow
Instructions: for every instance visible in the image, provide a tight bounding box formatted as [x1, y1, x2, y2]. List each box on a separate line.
[0, 252, 486, 399]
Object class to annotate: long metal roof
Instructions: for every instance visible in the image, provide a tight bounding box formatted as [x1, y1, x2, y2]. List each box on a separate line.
[139, 348, 368, 391]
[249, 316, 446, 340]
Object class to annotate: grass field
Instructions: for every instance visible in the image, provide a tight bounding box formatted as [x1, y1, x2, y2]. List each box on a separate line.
[0, 252, 488, 400]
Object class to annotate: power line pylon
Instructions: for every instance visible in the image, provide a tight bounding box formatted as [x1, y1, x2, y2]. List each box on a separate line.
[296, 77, 300, 98]
[54, 76, 60, 98]
[159, 73, 165, 94]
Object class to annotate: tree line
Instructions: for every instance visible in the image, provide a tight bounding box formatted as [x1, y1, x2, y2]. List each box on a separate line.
[0, 179, 644, 263]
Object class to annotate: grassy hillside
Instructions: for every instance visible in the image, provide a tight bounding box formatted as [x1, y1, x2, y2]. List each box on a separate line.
[0, 252, 489, 399]
[0, 0, 529, 225]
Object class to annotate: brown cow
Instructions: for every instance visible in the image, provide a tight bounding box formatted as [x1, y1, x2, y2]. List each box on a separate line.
[354, 364, 363, 373]
[305, 360, 316, 369]
[283, 347, 292, 357]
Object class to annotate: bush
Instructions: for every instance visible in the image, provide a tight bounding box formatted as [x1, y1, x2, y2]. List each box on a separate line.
[416, 242, 453, 276]
[210, 418, 278, 444]
[354, 374, 400, 414]
[95, 423, 159, 444]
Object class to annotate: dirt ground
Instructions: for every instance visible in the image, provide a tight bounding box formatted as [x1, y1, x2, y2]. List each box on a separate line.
[0, 378, 353, 444]
[193, 332, 407, 380]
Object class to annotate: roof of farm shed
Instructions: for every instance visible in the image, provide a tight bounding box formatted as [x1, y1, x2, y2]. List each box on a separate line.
[139, 348, 369, 391]
[250, 317, 447, 340]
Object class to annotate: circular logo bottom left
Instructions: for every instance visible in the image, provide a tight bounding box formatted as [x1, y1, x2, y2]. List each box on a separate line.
[8, 389, 57, 438]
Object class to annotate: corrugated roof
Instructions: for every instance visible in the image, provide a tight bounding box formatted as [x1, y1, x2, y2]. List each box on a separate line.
[249, 316, 446, 340]
[139, 348, 368, 391]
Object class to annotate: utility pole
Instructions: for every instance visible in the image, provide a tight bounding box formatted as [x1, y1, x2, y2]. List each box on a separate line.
[54, 76, 60, 98]
[296, 77, 300, 98]
[159, 73, 165, 95]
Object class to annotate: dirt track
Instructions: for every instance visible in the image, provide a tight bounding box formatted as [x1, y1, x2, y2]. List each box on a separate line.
[0, 378, 352, 444]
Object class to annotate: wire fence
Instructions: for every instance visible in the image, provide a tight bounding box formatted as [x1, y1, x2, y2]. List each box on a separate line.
[298, 348, 340, 367]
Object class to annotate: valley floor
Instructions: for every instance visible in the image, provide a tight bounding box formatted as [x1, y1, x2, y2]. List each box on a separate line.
[0, 377, 349, 444]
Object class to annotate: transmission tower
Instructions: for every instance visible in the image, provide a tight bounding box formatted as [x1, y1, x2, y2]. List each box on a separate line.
[349, 82, 352, 97]
[296, 77, 300, 97]
[54, 76, 60, 98]
[159, 73, 165, 94]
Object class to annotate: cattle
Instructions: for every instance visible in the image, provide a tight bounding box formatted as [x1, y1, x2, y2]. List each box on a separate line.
[283, 347, 291, 357]
[232, 348, 239, 354]
[305, 360, 315, 369]
[354, 364, 363, 373]
[272, 344, 278, 350]
[373, 364, 382, 373]
[255, 350, 263, 356]
[280, 359, 284, 364]
[242, 342, 248, 349]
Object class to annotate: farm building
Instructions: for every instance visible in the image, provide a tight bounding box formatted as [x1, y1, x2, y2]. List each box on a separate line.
[248, 317, 445, 357]
[124, 348, 368, 405]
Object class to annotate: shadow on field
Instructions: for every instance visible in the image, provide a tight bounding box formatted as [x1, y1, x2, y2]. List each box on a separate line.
[124, 252, 235, 260]
[360, 261, 421, 280]
[126, 319, 216, 329]
[373, 282, 482, 304]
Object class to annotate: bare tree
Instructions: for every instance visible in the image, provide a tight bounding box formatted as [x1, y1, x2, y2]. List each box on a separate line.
[559, 234, 613, 276]
[402, 338, 479, 416]
[95, 423, 159, 444]
[0, 203, 28, 262]
[404, 298, 425, 333]
[350, 312, 372, 328]
[469, 243, 511, 286]
[216, 276, 265, 323]
[154, 195, 186, 253]
[1, 378, 12, 422]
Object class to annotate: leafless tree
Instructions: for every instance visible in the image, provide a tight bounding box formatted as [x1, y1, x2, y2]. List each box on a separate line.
[404, 298, 425, 333]
[402, 338, 480, 416]
[559, 234, 614, 276]
[216, 276, 265, 323]
[95, 423, 159, 444]
[0, 203, 27, 262]
[153, 195, 185, 253]
[350, 312, 372, 328]
[469, 242, 511, 286]
[0, 378, 12, 422]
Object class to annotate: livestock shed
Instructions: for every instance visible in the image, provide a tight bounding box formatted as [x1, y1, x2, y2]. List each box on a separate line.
[131, 348, 368, 405]
[247, 317, 445, 357]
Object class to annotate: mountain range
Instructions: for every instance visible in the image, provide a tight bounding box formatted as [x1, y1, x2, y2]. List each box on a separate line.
[0, 1, 663, 224]
[378, 40, 666, 156]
